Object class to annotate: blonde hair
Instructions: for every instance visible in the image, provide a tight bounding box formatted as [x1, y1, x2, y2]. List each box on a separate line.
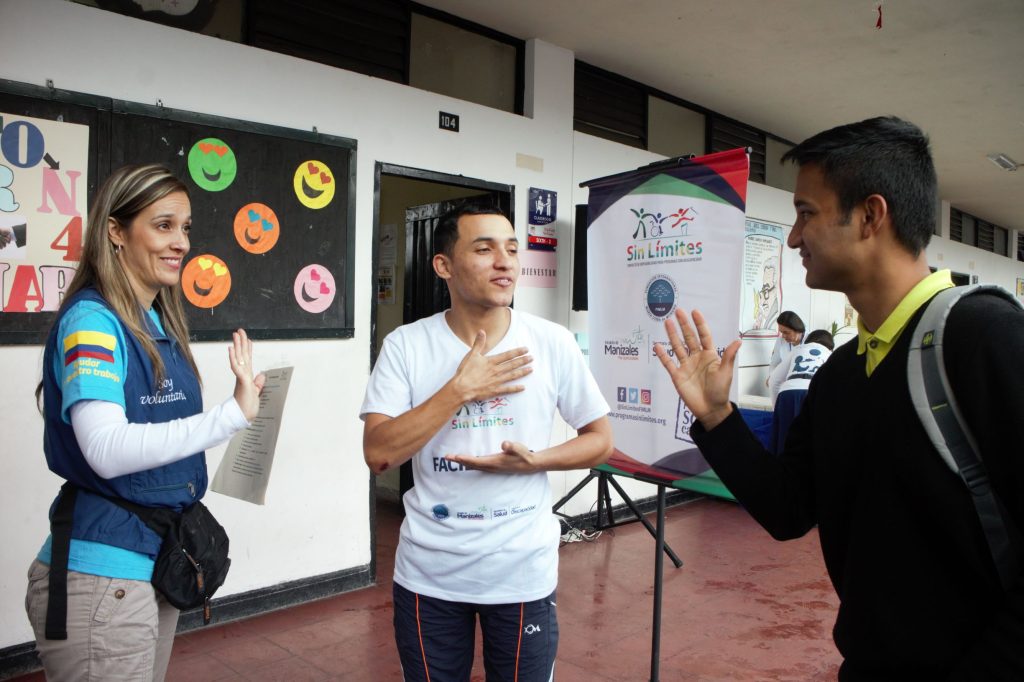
[37, 165, 200, 408]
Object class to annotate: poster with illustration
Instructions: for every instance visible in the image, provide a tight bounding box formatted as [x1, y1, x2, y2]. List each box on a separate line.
[740, 219, 785, 337]
[0, 111, 89, 318]
[585, 149, 748, 488]
[377, 265, 395, 304]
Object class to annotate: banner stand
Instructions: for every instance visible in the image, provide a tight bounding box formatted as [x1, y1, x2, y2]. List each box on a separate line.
[552, 464, 683, 682]
[580, 148, 750, 680]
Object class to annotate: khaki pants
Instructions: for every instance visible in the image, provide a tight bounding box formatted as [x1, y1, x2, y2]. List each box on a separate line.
[24, 559, 178, 682]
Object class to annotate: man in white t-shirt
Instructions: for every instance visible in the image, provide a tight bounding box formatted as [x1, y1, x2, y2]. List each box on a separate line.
[360, 204, 612, 682]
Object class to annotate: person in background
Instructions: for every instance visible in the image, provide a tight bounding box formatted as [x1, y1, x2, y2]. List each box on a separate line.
[361, 203, 612, 682]
[769, 329, 834, 453]
[654, 116, 1024, 679]
[767, 310, 805, 379]
[25, 165, 265, 682]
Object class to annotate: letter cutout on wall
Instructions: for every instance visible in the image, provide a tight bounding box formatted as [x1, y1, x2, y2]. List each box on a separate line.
[0, 111, 89, 317]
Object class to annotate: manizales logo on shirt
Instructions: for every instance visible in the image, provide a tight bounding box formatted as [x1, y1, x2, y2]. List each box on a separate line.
[450, 397, 515, 430]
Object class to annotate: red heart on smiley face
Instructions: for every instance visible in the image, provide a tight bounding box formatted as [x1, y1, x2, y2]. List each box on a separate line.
[213, 145, 227, 157]
[310, 269, 320, 281]
[307, 162, 319, 175]
[320, 172, 332, 184]
[320, 282, 330, 295]
[199, 142, 213, 153]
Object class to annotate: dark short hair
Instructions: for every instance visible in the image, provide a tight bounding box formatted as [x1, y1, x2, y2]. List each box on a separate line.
[805, 329, 835, 351]
[777, 310, 806, 333]
[781, 116, 937, 256]
[433, 202, 509, 257]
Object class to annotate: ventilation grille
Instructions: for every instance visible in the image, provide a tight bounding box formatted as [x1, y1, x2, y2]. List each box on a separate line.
[710, 116, 765, 183]
[950, 207, 964, 242]
[574, 62, 646, 149]
[247, 0, 410, 83]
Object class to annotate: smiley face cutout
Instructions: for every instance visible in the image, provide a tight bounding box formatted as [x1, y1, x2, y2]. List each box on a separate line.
[293, 160, 335, 209]
[233, 203, 280, 254]
[182, 254, 232, 308]
[293, 264, 336, 313]
[187, 138, 237, 192]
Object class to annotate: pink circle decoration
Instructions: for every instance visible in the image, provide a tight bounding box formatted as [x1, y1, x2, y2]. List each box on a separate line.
[293, 264, 336, 314]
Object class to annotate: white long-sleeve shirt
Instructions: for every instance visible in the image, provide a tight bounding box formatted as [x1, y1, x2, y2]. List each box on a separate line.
[70, 397, 250, 479]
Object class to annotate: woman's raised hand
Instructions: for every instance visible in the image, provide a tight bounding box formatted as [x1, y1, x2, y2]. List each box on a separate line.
[228, 329, 266, 421]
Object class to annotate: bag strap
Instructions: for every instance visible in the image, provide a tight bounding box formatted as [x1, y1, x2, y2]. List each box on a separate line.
[44, 481, 76, 640]
[43, 482, 181, 639]
[97, 493, 177, 538]
[907, 284, 1023, 590]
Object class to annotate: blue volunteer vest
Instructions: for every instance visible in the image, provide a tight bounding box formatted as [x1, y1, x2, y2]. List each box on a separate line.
[42, 287, 206, 556]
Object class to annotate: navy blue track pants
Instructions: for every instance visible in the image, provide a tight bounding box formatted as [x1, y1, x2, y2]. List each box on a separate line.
[393, 582, 558, 682]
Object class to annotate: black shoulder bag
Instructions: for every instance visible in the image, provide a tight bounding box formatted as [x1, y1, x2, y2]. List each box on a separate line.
[46, 482, 230, 639]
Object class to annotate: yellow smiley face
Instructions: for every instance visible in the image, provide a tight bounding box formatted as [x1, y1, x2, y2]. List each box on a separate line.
[293, 160, 335, 209]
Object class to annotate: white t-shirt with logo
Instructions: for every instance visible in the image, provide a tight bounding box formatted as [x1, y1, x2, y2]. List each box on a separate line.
[360, 309, 609, 604]
[768, 341, 832, 405]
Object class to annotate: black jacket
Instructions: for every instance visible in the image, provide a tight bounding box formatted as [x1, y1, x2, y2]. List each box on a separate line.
[693, 293, 1024, 680]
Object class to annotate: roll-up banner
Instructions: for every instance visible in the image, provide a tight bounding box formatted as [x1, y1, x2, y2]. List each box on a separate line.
[583, 149, 749, 495]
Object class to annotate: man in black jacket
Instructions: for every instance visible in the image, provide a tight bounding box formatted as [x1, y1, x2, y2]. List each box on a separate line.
[655, 116, 1024, 680]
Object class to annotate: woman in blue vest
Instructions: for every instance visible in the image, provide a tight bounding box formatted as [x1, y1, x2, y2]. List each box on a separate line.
[25, 165, 265, 681]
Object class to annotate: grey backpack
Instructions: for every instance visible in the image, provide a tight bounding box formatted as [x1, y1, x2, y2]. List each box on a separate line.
[907, 284, 1022, 589]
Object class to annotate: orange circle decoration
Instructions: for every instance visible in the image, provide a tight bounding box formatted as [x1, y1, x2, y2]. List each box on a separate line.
[182, 254, 232, 309]
[233, 203, 280, 254]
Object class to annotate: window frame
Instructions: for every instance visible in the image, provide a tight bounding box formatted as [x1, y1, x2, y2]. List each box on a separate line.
[950, 206, 1010, 257]
[573, 59, 792, 184]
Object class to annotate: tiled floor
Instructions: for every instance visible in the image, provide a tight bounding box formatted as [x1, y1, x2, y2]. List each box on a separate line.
[11, 495, 841, 681]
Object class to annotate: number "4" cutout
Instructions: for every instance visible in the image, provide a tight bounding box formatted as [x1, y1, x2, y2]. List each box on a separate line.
[50, 216, 83, 262]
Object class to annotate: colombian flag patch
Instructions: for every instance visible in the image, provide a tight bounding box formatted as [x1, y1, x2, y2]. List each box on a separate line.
[63, 330, 117, 366]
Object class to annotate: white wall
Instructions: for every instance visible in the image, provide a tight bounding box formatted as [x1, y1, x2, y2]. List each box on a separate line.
[0, 0, 587, 649]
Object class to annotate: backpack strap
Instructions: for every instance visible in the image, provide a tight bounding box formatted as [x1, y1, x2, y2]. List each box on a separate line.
[907, 284, 1022, 590]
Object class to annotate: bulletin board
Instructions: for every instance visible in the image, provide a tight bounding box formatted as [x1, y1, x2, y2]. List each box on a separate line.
[0, 79, 356, 344]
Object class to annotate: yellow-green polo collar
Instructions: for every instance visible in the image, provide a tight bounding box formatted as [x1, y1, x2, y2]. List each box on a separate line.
[856, 269, 954, 376]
